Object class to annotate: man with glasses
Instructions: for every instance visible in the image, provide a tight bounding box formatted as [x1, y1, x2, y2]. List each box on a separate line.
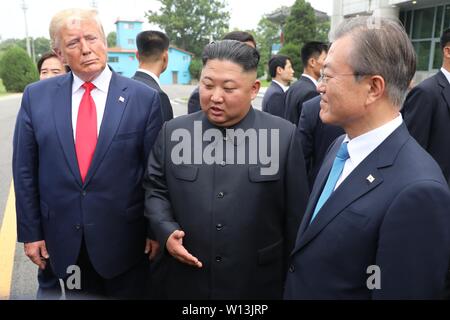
[284, 17, 450, 299]
[402, 28, 450, 187]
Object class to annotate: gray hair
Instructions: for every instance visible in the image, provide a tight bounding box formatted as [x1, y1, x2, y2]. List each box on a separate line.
[202, 40, 260, 72]
[49, 8, 105, 50]
[332, 16, 416, 108]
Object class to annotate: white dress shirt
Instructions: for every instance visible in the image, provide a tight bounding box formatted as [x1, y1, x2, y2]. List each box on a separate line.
[272, 79, 289, 92]
[441, 67, 450, 85]
[301, 73, 318, 87]
[136, 68, 161, 87]
[71, 66, 112, 139]
[334, 114, 403, 189]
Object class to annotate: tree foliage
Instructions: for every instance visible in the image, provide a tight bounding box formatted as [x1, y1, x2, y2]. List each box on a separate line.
[189, 57, 202, 80]
[279, 42, 302, 79]
[0, 46, 38, 92]
[0, 37, 50, 63]
[283, 0, 316, 47]
[107, 32, 117, 48]
[255, 17, 280, 79]
[146, 0, 230, 56]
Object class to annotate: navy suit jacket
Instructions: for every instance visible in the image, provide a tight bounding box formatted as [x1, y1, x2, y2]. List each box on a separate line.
[402, 70, 450, 186]
[262, 81, 286, 118]
[298, 95, 344, 188]
[13, 71, 163, 279]
[187, 87, 201, 114]
[284, 76, 319, 125]
[132, 71, 174, 122]
[284, 124, 450, 299]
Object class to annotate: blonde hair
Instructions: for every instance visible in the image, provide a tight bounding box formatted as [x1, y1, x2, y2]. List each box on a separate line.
[49, 8, 105, 49]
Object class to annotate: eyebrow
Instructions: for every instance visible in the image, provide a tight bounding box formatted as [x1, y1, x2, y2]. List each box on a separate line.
[203, 76, 237, 84]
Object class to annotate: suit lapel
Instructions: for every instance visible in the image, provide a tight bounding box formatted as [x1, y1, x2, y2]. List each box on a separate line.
[437, 71, 450, 112]
[292, 124, 410, 255]
[83, 72, 128, 186]
[53, 73, 82, 187]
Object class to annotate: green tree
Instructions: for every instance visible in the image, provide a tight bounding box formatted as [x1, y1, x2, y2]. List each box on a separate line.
[33, 37, 51, 59]
[279, 42, 302, 78]
[316, 20, 330, 42]
[255, 16, 280, 79]
[283, 0, 316, 47]
[0, 46, 38, 92]
[107, 31, 117, 48]
[146, 0, 230, 56]
[189, 57, 202, 80]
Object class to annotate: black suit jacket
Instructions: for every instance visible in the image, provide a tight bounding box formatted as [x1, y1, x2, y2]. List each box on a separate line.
[298, 95, 344, 188]
[132, 71, 174, 122]
[402, 70, 450, 186]
[284, 76, 319, 125]
[144, 108, 309, 299]
[187, 87, 201, 114]
[262, 81, 286, 118]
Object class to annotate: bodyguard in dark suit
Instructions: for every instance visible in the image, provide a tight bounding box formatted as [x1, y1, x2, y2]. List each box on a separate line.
[187, 31, 257, 114]
[133, 30, 173, 122]
[402, 28, 450, 186]
[13, 9, 163, 299]
[144, 40, 309, 299]
[262, 55, 294, 118]
[298, 95, 344, 188]
[284, 17, 450, 299]
[284, 41, 328, 125]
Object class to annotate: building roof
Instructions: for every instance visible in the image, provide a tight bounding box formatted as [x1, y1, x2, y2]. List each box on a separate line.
[114, 18, 144, 24]
[169, 46, 194, 56]
[107, 47, 136, 53]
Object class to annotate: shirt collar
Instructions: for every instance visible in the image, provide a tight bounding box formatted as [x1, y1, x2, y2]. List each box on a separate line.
[343, 114, 403, 167]
[72, 66, 112, 94]
[441, 67, 450, 85]
[272, 80, 289, 92]
[302, 73, 318, 87]
[137, 68, 161, 87]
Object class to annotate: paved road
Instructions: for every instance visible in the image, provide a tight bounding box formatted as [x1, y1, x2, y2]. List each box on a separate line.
[0, 84, 264, 300]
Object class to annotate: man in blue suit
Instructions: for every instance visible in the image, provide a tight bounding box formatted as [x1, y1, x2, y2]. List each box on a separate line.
[284, 17, 450, 299]
[13, 8, 163, 299]
[262, 55, 294, 118]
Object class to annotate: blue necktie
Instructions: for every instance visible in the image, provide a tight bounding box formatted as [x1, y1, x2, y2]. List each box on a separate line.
[310, 142, 349, 223]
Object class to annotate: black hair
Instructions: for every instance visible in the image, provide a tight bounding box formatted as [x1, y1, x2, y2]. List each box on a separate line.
[37, 51, 70, 73]
[301, 41, 328, 66]
[268, 55, 291, 78]
[202, 40, 260, 72]
[136, 30, 170, 59]
[441, 28, 450, 50]
[222, 31, 256, 47]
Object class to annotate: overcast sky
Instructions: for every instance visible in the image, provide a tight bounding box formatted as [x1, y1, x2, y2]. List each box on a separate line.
[0, 0, 333, 41]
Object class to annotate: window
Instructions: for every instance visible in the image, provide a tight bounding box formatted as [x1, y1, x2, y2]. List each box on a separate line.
[128, 39, 135, 45]
[401, 5, 449, 71]
[108, 56, 119, 63]
[123, 23, 134, 30]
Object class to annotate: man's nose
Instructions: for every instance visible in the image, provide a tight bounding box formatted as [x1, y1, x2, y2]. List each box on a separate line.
[80, 38, 91, 55]
[210, 88, 224, 103]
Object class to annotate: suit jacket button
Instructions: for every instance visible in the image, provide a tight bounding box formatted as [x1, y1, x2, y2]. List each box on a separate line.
[217, 192, 224, 198]
[289, 265, 295, 273]
[215, 256, 222, 262]
[75, 224, 81, 230]
[216, 224, 223, 231]
[82, 191, 87, 196]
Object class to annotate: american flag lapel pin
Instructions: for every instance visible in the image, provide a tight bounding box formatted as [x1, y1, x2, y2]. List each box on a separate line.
[366, 174, 375, 184]
[119, 96, 125, 103]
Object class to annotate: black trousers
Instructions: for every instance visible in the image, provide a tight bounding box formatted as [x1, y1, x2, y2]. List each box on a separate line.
[64, 239, 149, 300]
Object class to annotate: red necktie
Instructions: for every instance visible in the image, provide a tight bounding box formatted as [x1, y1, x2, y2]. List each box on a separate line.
[75, 82, 97, 182]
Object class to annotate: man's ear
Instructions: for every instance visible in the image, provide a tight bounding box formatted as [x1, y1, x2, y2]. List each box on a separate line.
[444, 46, 450, 59]
[136, 51, 140, 61]
[251, 79, 261, 100]
[366, 75, 385, 106]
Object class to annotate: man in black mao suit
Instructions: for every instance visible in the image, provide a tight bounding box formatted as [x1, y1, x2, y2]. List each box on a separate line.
[133, 30, 173, 122]
[402, 28, 450, 186]
[144, 40, 309, 299]
[298, 95, 344, 188]
[284, 41, 328, 125]
[262, 55, 294, 117]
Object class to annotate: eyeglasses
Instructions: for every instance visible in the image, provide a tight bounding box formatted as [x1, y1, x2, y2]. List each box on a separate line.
[318, 69, 358, 84]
